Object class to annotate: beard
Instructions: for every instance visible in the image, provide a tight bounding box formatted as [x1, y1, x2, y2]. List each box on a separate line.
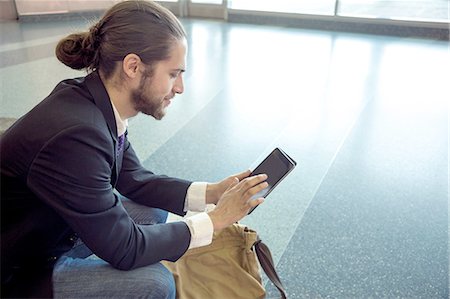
[131, 70, 167, 120]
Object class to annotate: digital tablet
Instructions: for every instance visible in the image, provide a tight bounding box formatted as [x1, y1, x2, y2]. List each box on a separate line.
[248, 148, 296, 214]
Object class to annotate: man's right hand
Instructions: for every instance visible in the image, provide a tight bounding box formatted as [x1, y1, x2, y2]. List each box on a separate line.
[207, 174, 268, 231]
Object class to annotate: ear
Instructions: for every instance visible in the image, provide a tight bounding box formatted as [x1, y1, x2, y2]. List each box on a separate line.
[122, 53, 142, 79]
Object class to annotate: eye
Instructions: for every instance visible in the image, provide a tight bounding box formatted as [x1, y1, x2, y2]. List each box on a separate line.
[170, 72, 179, 79]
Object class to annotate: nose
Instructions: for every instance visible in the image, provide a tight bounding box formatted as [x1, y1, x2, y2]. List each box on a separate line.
[173, 73, 184, 94]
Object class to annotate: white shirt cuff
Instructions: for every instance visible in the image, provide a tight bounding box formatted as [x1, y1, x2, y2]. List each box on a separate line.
[184, 182, 207, 212]
[183, 212, 214, 249]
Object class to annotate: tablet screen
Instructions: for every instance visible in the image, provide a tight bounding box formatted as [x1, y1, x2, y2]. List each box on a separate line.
[248, 148, 296, 213]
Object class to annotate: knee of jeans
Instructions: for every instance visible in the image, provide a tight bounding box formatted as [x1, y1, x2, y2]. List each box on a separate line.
[146, 264, 176, 299]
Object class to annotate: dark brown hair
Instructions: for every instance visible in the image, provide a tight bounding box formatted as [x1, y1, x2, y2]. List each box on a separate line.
[55, 0, 186, 79]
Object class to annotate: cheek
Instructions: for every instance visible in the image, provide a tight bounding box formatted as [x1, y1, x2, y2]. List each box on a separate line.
[153, 79, 173, 97]
[166, 79, 176, 92]
[164, 83, 177, 98]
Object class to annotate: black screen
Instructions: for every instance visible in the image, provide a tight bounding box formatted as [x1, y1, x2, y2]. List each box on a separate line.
[249, 148, 295, 201]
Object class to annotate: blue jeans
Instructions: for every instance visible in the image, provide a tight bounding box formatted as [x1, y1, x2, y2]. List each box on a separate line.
[52, 197, 175, 299]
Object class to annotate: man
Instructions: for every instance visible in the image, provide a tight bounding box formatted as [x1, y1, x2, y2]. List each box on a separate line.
[0, 1, 267, 298]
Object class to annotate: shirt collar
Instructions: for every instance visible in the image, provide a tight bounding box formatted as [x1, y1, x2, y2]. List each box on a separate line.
[110, 101, 128, 136]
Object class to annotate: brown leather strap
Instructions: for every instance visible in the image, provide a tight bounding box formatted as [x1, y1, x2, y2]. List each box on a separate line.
[254, 238, 287, 299]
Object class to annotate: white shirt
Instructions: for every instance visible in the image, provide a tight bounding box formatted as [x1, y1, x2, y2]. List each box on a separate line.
[111, 103, 214, 249]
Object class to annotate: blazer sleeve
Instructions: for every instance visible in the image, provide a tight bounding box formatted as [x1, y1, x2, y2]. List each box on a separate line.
[26, 125, 190, 270]
[115, 136, 191, 216]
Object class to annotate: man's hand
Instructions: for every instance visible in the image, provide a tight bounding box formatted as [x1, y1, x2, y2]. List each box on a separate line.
[205, 170, 252, 205]
[207, 174, 268, 231]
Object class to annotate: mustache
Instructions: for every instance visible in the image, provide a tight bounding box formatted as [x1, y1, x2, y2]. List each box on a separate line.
[165, 94, 175, 100]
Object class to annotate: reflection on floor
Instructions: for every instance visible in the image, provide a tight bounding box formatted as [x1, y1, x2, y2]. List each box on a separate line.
[1, 16, 449, 298]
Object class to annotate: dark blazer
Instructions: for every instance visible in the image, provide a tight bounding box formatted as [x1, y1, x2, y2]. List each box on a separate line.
[1, 72, 192, 297]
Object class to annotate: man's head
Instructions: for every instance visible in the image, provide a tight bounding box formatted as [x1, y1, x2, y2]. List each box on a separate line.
[127, 38, 186, 120]
[55, 0, 187, 119]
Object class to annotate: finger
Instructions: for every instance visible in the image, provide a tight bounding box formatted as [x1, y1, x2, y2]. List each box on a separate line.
[247, 197, 264, 210]
[232, 169, 252, 181]
[239, 174, 268, 191]
[244, 181, 269, 199]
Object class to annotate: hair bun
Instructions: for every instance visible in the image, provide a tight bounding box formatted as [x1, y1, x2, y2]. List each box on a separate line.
[55, 26, 100, 71]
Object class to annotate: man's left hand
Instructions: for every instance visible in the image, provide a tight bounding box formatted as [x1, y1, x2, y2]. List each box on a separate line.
[205, 170, 251, 205]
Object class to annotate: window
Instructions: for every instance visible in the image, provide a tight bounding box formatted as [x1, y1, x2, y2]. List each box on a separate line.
[191, 0, 223, 4]
[229, 0, 448, 22]
[229, 0, 336, 15]
[337, 0, 449, 22]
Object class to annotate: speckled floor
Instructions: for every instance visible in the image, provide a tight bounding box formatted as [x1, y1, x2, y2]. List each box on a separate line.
[1, 15, 448, 298]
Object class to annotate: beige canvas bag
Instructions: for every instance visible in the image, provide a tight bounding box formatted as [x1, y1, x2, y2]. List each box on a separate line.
[163, 223, 287, 299]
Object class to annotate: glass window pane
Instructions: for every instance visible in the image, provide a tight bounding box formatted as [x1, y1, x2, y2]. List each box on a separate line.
[191, 0, 223, 4]
[337, 0, 449, 22]
[229, 0, 336, 15]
